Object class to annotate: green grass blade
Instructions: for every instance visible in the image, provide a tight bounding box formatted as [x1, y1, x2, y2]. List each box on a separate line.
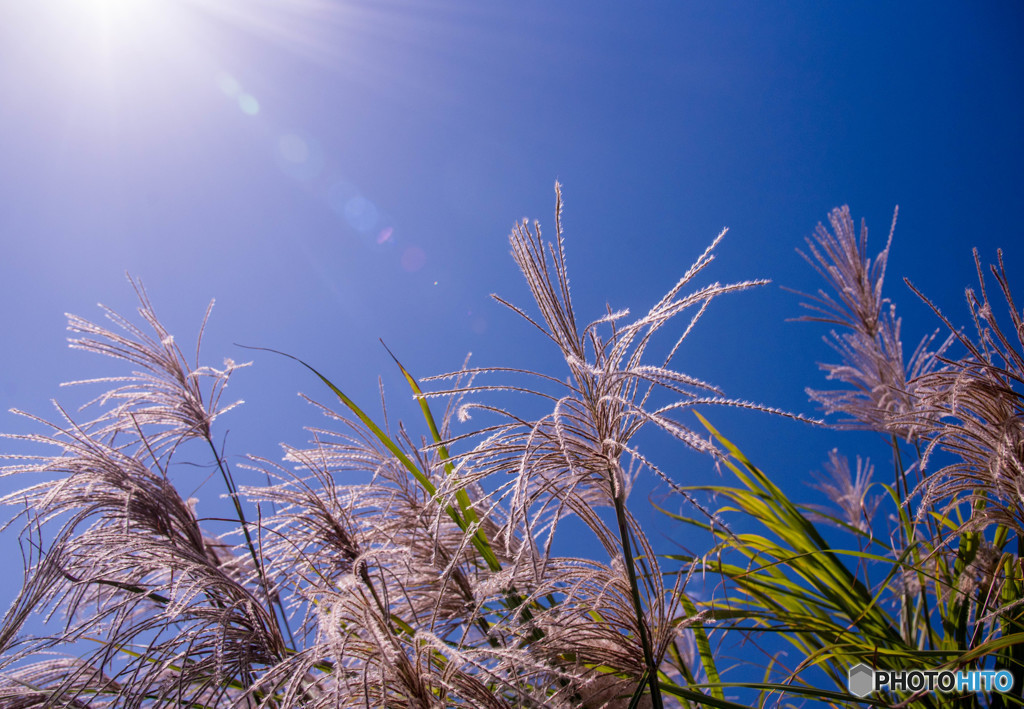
[679, 593, 725, 700]
[238, 345, 505, 570]
[380, 342, 500, 572]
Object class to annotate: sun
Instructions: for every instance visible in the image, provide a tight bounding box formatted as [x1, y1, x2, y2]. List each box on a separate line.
[80, 0, 167, 36]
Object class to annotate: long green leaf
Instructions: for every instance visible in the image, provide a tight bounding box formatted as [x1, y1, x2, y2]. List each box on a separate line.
[238, 345, 500, 569]
[380, 341, 500, 572]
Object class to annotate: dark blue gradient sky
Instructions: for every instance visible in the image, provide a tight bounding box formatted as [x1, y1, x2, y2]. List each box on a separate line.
[1, 0, 1022, 656]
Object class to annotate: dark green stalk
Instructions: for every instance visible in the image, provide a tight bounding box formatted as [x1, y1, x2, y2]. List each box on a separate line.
[890, 434, 937, 651]
[611, 465, 664, 709]
[203, 435, 296, 653]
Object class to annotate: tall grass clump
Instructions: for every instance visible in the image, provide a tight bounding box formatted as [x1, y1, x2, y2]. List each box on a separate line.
[3, 190, 1020, 707]
[0, 183, 794, 707]
[664, 207, 1024, 707]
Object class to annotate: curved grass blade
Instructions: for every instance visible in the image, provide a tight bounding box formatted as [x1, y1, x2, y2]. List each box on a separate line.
[379, 341, 499, 573]
[235, 345, 500, 570]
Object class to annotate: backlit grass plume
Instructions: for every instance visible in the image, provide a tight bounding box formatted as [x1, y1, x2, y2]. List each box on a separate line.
[795, 206, 952, 442]
[420, 183, 802, 706]
[906, 250, 1024, 537]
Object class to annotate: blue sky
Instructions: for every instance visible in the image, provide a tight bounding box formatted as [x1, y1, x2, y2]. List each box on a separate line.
[1, 0, 1023, 674]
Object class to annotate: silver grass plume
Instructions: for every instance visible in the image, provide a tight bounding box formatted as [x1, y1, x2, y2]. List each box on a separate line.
[427, 183, 794, 565]
[808, 448, 880, 535]
[796, 206, 952, 440]
[62, 275, 247, 456]
[423, 183, 794, 704]
[240, 384, 554, 706]
[0, 280, 286, 706]
[906, 250, 1024, 536]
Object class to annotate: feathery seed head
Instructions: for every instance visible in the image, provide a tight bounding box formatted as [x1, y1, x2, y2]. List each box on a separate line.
[798, 207, 951, 439]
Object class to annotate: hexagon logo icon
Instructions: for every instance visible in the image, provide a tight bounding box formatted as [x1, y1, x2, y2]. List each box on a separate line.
[848, 664, 874, 698]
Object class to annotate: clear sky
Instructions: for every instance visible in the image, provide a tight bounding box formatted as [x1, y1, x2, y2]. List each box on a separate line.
[1, 0, 1023, 666]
